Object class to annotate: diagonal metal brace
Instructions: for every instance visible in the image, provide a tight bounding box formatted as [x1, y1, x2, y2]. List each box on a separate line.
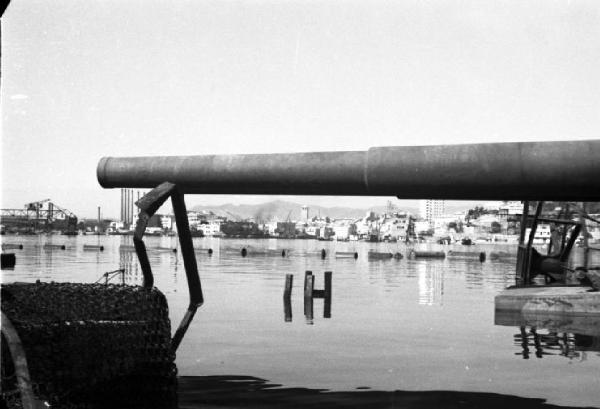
[133, 181, 204, 351]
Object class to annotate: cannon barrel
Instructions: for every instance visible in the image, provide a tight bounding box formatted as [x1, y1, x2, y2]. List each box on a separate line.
[97, 140, 600, 200]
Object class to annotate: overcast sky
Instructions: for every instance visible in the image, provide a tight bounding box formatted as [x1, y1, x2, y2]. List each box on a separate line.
[2, 0, 600, 219]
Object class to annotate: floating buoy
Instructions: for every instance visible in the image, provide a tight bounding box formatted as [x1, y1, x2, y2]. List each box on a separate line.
[83, 244, 104, 251]
[43, 244, 66, 250]
[447, 250, 486, 262]
[208, 248, 213, 255]
[1, 243, 23, 250]
[408, 250, 445, 259]
[241, 248, 248, 257]
[321, 249, 326, 259]
[335, 251, 358, 259]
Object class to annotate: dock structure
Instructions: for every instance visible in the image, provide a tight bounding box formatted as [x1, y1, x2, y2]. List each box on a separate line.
[495, 286, 600, 315]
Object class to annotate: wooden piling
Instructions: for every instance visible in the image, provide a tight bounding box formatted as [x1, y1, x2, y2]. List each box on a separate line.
[446, 250, 486, 262]
[283, 274, 293, 322]
[43, 244, 66, 250]
[304, 271, 314, 299]
[408, 250, 445, 259]
[1, 243, 23, 250]
[283, 274, 293, 298]
[335, 251, 358, 259]
[324, 271, 332, 318]
[83, 244, 104, 251]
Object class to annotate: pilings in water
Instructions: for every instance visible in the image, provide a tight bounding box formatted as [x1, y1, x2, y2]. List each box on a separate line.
[304, 271, 332, 322]
[282, 271, 333, 323]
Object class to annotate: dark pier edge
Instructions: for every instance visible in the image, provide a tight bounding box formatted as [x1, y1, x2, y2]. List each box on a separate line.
[177, 375, 589, 409]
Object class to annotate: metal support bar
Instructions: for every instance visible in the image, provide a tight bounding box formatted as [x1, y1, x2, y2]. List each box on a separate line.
[133, 182, 175, 288]
[132, 182, 203, 351]
[523, 201, 544, 285]
[170, 189, 204, 351]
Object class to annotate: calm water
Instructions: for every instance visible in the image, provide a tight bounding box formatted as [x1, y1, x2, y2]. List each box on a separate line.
[2, 235, 599, 408]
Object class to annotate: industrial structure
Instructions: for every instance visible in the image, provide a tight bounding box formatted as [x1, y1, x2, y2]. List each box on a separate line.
[0, 199, 78, 234]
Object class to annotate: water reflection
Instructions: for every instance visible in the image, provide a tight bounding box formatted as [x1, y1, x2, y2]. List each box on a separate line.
[496, 311, 600, 361]
[514, 327, 599, 361]
[417, 263, 443, 306]
[3, 236, 600, 407]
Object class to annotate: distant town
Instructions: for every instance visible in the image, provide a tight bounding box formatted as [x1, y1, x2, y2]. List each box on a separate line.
[2, 198, 599, 245]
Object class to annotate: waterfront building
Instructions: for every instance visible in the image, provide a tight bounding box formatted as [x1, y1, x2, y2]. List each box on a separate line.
[419, 200, 445, 227]
[199, 220, 222, 236]
[499, 201, 523, 218]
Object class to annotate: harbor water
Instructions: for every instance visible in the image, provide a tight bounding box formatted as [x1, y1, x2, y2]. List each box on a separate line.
[2, 235, 599, 408]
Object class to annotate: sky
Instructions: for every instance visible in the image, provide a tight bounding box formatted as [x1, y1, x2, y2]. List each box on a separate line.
[2, 0, 600, 219]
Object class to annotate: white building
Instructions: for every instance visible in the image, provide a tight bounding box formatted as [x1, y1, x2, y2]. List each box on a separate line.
[499, 201, 523, 217]
[419, 200, 445, 227]
[199, 220, 222, 236]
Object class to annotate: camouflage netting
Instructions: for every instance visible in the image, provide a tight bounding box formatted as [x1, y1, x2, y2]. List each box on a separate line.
[1, 282, 177, 409]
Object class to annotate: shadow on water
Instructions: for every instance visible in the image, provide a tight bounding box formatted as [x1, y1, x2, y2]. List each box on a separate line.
[178, 375, 593, 409]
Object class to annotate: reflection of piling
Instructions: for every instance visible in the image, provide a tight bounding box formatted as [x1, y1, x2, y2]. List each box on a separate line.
[283, 274, 293, 322]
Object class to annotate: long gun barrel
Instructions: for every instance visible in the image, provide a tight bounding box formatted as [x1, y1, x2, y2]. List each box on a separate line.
[98, 140, 600, 200]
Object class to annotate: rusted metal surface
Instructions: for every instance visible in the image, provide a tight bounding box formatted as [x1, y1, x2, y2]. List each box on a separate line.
[98, 140, 600, 200]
